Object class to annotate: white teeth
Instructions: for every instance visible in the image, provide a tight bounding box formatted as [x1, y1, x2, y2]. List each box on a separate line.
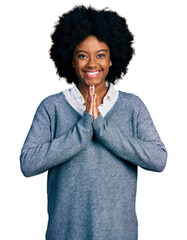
[86, 71, 99, 75]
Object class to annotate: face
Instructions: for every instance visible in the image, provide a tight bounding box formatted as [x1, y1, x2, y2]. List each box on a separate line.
[72, 35, 112, 88]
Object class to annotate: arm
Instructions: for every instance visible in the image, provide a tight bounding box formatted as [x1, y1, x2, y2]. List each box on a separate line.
[20, 100, 93, 177]
[92, 100, 167, 172]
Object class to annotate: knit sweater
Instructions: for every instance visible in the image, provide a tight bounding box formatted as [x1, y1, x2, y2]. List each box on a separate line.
[20, 90, 167, 240]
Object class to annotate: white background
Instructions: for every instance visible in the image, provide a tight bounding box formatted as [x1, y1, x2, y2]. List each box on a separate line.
[1, 0, 187, 239]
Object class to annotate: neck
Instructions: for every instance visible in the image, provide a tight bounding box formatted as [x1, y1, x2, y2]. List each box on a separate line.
[77, 81, 108, 106]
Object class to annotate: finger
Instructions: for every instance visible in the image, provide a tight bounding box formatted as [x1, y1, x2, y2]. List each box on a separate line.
[90, 85, 94, 99]
[86, 86, 94, 115]
[93, 93, 99, 119]
[94, 93, 97, 111]
[90, 85, 95, 98]
[92, 85, 95, 95]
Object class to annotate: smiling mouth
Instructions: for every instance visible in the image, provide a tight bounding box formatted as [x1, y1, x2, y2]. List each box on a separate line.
[83, 71, 101, 78]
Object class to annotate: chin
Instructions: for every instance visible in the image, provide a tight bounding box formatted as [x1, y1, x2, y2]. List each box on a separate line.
[82, 80, 96, 87]
[86, 79, 104, 86]
[78, 76, 105, 88]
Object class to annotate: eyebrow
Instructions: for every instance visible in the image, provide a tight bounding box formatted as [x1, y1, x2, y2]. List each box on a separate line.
[75, 49, 108, 54]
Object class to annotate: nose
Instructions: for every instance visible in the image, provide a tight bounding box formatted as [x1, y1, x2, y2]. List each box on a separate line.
[86, 56, 97, 68]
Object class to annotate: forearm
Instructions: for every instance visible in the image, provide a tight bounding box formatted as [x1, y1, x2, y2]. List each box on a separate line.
[20, 111, 93, 177]
[92, 114, 167, 172]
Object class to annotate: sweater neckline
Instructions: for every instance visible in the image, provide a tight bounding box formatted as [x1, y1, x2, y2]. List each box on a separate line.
[60, 90, 123, 120]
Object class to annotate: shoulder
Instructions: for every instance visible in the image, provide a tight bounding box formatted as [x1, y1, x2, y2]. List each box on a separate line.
[36, 92, 64, 113]
[41, 92, 63, 105]
[118, 91, 152, 121]
[119, 91, 145, 109]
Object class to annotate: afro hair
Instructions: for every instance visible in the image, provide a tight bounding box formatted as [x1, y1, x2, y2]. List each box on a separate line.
[50, 5, 135, 85]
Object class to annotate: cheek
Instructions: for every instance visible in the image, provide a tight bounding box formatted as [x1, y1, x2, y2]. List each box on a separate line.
[74, 62, 85, 79]
[74, 61, 84, 72]
[101, 58, 111, 69]
[103, 63, 110, 73]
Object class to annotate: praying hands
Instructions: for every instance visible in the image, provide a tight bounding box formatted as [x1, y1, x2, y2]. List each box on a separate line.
[86, 85, 100, 120]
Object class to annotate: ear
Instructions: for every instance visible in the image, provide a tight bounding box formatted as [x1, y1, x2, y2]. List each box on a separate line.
[109, 59, 112, 67]
[72, 59, 75, 68]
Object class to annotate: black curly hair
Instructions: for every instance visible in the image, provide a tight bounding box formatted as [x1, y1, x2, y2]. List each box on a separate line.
[50, 5, 134, 85]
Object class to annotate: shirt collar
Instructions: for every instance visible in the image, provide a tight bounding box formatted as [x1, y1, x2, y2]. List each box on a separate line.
[71, 84, 85, 104]
[71, 81, 117, 105]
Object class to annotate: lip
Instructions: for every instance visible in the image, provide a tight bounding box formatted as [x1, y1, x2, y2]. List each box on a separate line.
[83, 70, 101, 78]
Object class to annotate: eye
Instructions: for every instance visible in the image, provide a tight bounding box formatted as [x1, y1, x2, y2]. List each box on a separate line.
[78, 54, 87, 59]
[97, 53, 105, 58]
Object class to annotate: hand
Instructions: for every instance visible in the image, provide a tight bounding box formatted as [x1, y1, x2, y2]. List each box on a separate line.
[86, 85, 100, 120]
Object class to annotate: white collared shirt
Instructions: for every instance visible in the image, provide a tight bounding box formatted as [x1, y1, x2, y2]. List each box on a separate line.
[63, 81, 119, 117]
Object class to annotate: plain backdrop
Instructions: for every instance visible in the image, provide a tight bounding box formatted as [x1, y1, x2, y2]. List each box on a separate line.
[1, 0, 187, 239]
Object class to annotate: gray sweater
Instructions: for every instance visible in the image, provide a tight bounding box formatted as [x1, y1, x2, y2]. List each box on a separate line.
[20, 91, 167, 240]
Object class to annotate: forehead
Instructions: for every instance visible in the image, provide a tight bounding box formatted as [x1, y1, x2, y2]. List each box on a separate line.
[74, 35, 109, 52]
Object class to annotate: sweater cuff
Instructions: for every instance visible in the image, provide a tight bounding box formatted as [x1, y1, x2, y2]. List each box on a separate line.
[82, 111, 94, 124]
[92, 113, 104, 130]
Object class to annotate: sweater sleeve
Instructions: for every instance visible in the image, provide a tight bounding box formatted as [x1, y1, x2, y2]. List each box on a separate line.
[20, 101, 93, 177]
[92, 101, 167, 172]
